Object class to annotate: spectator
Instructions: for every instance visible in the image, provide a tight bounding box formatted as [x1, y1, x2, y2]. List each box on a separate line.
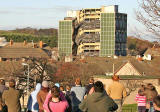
[2, 79, 21, 112]
[144, 83, 158, 112]
[37, 81, 49, 112]
[0, 96, 7, 112]
[65, 85, 72, 112]
[70, 78, 86, 112]
[85, 78, 94, 95]
[43, 86, 68, 112]
[27, 83, 41, 112]
[0, 79, 8, 98]
[60, 86, 66, 95]
[107, 75, 127, 112]
[135, 88, 146, 112]
[79, 81, 118, 112]
[146, 95, 160, 112]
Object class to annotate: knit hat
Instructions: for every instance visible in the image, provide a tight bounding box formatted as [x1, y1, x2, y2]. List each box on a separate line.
[42, 81, 49, 88]
[55, 83, 60, 88]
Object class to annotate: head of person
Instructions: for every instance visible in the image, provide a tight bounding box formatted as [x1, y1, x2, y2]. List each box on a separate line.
[51, 86, 60, 98]
[9, 79, 16, 88]
[55, 83, 60, 88]
[42, 81, 49, 88]
[60, 86, 64, 91]
[94, 81, 104, 93]
[89, 78, 94, 84]
[75, 78, 81, 86]
[42, 81, 49, 92]
[138, 89, 145, 96]
[0, 79, 5, 85]
[153, 95, 160, 109]
[112, 75, 120, 81]
[66, 85, 71, 91]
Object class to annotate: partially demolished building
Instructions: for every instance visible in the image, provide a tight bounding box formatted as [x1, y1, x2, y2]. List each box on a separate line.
[58, 5, 127, 57]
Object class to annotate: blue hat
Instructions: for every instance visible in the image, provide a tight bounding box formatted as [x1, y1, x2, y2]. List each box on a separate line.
[55, 83, 60, 88]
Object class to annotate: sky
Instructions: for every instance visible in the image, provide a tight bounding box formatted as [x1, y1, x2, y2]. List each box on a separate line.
[0, 0, 150, 38]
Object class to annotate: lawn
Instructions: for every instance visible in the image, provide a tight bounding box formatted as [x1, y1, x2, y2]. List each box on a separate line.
[122, 104, 137, 112]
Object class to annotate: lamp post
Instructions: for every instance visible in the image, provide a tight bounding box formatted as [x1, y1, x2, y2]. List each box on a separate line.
[22, 63, 30, 99]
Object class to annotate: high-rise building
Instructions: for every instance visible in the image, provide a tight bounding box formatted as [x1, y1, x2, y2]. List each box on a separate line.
[58, 5, 127, 57]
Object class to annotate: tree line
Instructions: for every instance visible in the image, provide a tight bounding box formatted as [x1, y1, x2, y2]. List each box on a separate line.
[0, 29, 58, 48]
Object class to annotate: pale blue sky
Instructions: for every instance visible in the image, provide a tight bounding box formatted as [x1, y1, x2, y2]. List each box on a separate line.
[0, 0, 143, 36]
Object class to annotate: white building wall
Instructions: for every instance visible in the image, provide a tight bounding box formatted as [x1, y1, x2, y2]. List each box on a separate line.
[67, 11, 77, 17]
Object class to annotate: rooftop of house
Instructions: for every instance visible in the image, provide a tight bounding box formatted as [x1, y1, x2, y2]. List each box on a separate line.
[0, 48, 49, 58]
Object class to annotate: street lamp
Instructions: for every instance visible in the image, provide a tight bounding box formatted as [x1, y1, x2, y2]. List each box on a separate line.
[22, 63, 30, 99]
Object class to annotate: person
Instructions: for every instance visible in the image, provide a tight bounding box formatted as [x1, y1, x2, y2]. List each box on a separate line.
[144, 83, 158, 112]
[37, 81, 49, 112]
[65, 85, 72, 112]
[60, 86, 66, 95]
[70, 78, 86, 112]
[2, 79, 21, 112]
[146, 95, 160, 112]
[135, 88, 146, 112]
[79, 81, 118, 112]
[85, 78, 94, 95]
[107, 75, 127, 112]
[0, 79, 8, 98]
[0, 96, 7, 112]
[27, 83, 41, 112]
[43, 86, 68, 112]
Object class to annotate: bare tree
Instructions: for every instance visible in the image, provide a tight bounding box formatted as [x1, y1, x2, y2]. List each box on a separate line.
[136, 0, 160, 37]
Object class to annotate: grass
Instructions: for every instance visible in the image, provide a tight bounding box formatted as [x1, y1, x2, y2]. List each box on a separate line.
[122, 104, 137, 112]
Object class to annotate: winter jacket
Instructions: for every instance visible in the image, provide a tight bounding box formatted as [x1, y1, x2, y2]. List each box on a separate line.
[79, 91, 118, 112]
[37, 87, 49, 111]
[70, 85, 86, 107]
[27, 83, 41, 112]
[2, 87, 21, 112]
[107, 81, 127, 100]
[43, 93, 68, 112]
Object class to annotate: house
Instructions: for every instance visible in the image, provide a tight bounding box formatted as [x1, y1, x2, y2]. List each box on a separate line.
[0, 40, 49, 61]
[114, 61, 141, 76]
[104, 57, 160, 76]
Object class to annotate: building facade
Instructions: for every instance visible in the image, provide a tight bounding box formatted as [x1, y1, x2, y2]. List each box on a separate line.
[58, 5, 127, 57]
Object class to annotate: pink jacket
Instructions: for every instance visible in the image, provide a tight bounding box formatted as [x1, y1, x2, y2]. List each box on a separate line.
[43, 93, 68, 112]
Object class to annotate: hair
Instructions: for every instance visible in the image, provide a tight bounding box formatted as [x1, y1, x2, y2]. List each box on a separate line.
[9, 79, 15, 88]
[51, 86, 60, 98]
[0, 79, 5, 85]
[153, 95, 160, 108]
[112, 75, 120, 81]
[89, 78, 94, 84]
[60, 86, 64, 91]
[138, 89, 145, 96]
[94, 81, 104, 93]
[75, 78, 81, 85]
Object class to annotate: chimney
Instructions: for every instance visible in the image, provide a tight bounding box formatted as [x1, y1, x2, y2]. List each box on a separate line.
[33, 43, 38, 48]
[10, 40, 13, 46]
[39, 41, 43, 48]
[23, 40, 27, 46]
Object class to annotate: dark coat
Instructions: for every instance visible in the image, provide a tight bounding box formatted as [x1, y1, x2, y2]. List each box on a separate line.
[79, 91, 118, 112]
[2, 87, 21, 112]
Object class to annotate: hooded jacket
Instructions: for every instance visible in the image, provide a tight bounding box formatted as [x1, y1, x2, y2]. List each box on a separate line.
[27, 83, 41, 111]
[79, 91, 118, 112]
[2, 87, 21, 112]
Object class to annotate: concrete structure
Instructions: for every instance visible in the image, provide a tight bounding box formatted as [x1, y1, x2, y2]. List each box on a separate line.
[58, 5, 127, 57]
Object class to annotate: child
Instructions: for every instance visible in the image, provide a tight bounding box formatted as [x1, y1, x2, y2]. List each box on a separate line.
[43, 86, 68, 112]
[146, 95, 160, 112]
[135, 88, 146, 112]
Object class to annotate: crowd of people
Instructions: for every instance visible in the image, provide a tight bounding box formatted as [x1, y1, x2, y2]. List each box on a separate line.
[0, 75, 159, 112]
